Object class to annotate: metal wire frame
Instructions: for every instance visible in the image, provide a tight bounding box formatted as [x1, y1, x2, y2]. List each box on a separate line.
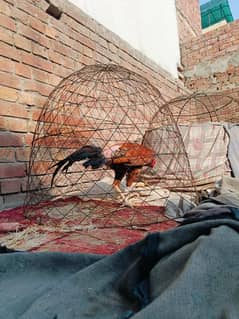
[158, 90, 239, 196]
[165, 91, 239, 124]
[24, 64, 195, 226]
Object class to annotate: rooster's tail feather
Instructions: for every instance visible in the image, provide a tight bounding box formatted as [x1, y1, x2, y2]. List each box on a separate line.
[50, 145, 105, 187]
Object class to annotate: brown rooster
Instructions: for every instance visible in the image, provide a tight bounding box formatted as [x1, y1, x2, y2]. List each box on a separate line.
[50, 142, 156, 205]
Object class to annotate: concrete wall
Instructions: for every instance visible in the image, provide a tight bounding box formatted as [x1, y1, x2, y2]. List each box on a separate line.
[181, 19, 239, 92]
[0, 0, 186, 210]
[69, 0, 181, 77]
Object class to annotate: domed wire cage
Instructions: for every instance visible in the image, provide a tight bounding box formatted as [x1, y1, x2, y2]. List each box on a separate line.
[166, 91, 239, 124]
[163, 90, 239, 195]
[24, 64, 195, 228]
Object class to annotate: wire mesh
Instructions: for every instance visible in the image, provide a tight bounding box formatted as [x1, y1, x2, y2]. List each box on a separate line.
[24, 64, 195, 227]
[166, 91, 239, 124]
[161, 90, 239, 194]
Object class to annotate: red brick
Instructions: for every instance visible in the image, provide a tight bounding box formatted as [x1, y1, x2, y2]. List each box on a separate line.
[0, 13, 16, 31]
[83, 46, 93, 58]
[29, 120, 37, 133]
[63, 4, 88, 28]
[177, 0, 201, 41]
[108, 43, 118, 54]
[12, 7, 30, 25]
[181, 19, 239, 92]
[18, 91, 37, 106]
[24, 80, 53, 97]
[29, 16, 46, 34]
[0, 86, 18, 102]
[74, 60, 84, 71]
[18, 23, 50, 48]
[0, 1, 12, 16]
[45, 25, 57, 39]
[32, 42, 48, 59]
[93, 53, 107, 64]
[3, 0, 14, 6]
[0, 42, 19, 61]
[53, 65, 71, 78]
[69, 40, 83, 57]
[0, 57, 14, 73]
[95, 35, 108, 49]
[0, 148, 15, 162]
[47, 14, 65, 33]
[32, 108, 42, 121]
[0, 100, 28, 118]
[16, 0, 47, 22]
[16, 148, 30, 161]
[33, 95, 47, 107]
[109, 53, 120, 64]
[0, 163, 26, 178]
[15, 63, 32, 79]
[1, 117, 28, 133]
[226, 45, 239, 53]
[23, 92, 47, 111]
[25, 133, 34, 146]
[62, 15, 87, 35]
[18, 91, 46, 111]
[32, 68, 49, 83]
[54, 42, 77, 59]
[0, 132, 23, 147]
[48, 50, 63, 65]
[21, 51, 53, 72]
[22, 80, 38, 93]
[0, 71, 22, 89]
[48, 73, 62, 86]
[31, 160, 51, 173]
[0, 26, 13, 45]
[20, 177, 27, 192]
[14, 34, 32, 52]
[1, 179, 21, 194]
[59, 34, 76, 50]
[61, 55, 75, 70]
[78, 33, 95, 50]
[37, 83, 54, 96]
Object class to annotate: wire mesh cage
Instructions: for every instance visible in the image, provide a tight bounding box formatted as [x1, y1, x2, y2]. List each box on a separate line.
[166, 91, 239, 124]
[24, 64, 195, 227]
[163, 91, 239, 194]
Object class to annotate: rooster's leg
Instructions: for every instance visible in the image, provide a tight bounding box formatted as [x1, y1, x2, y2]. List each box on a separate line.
[113, 180, 143, 207]
[113, 181, 136, 207]
[112, 181, 126, 201]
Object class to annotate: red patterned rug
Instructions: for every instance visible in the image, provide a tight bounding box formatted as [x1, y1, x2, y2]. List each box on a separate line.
[0, 197, 177, 254]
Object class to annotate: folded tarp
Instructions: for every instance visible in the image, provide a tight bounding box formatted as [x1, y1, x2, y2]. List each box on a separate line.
[179, 122, 230, 189]
[143, 123, 231, 191]
[1, 219, 239, 318]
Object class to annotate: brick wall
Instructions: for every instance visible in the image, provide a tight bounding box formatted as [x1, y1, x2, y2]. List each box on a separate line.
[0, 0, 187, 210]
[176, 0, 202, 44]
[181, 20, 239, 92]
